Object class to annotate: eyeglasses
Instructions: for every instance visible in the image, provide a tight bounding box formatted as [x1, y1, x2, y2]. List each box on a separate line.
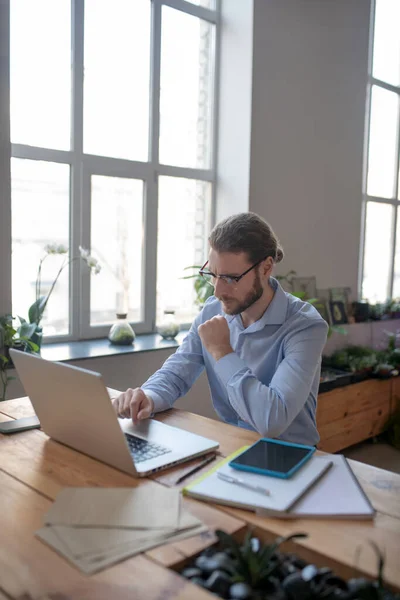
[199, 256, 269, 287]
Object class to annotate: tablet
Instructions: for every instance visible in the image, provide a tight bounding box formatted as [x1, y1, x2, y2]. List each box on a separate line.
[229, 438, 316, 479]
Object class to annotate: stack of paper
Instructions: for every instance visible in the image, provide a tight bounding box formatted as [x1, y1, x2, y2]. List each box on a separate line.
[183, 449, 333, 516]
[183, 449, 375, 520]
[262, 454, 375, 520]
[36, 482, 207, 574]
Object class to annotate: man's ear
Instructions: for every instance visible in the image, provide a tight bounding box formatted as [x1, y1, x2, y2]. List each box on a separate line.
[263, 257, 274, 276]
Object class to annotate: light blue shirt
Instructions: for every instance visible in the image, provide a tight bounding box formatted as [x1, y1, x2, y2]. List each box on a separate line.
[142, 277, 328, 446]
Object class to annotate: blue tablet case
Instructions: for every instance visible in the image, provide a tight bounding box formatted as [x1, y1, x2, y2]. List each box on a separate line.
[229, 438, 316, 479]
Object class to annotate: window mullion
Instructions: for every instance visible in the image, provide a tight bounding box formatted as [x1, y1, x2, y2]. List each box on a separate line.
[143, 0, 163, 332]
[71, 0, 85, 339]
[161, 0, 217, 24]
[390, 90, 400, 297]
[0, 0, 11, 317]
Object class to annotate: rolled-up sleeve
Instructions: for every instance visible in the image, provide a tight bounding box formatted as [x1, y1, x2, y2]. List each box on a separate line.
[214, 319, 328, 437]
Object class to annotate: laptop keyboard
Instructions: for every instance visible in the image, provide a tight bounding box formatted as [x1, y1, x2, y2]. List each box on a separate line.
[125, 433, 172, 463]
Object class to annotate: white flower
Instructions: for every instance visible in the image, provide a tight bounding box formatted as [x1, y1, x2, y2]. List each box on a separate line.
[44, 243, 68, 255]
[79, 246, 90, 260]
[45, 243, 59, 255]
[56, 244, 68, 255]
[81, 249, 101, 275]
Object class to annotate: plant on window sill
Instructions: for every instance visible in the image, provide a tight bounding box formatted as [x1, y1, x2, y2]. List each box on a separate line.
[22, 244, 101, 349]
[0, 244, 101, 401]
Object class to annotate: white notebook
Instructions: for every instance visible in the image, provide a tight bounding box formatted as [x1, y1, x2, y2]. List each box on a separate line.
[260, 454, 375, 520]
[183, 447, 333, 516]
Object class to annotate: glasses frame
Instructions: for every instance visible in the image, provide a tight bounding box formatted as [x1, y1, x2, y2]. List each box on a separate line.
[199, 255, 269, 286]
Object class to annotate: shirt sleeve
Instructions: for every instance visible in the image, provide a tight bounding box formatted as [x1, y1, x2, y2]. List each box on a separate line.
[141, 319, 205, 413]
[214, 318, 328, 438]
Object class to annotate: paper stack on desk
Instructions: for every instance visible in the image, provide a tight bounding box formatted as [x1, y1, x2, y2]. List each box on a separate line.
[35, 482, 207, 574]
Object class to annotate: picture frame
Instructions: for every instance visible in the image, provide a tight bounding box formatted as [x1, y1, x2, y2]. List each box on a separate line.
[328, 301, 348, 325]
[313, 299, 331, 325]
[291, 276, 317, 300]
[329, 287, 351, 305]
[316, 289, 330, 303]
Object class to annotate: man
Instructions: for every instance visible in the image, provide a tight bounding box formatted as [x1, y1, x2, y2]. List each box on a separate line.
[113, 212, 328, 446]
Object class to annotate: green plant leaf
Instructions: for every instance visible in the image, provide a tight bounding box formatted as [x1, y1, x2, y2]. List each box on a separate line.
[28, 296, 46, 324]
[215, 529, 249, 578]
[0, 355, 9, 367]
[18, 322, 38, 340]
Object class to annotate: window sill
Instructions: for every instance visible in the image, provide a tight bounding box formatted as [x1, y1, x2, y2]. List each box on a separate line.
[40, 331, 189, 363]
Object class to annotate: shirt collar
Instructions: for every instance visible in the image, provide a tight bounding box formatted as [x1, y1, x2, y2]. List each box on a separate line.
[257, 277, 289, 326]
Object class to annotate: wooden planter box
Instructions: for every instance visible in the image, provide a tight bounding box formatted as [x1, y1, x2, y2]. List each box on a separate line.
[317, 378, 394, 453]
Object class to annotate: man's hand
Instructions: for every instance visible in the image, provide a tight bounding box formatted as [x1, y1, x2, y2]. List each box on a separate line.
[198, 315, 233, 361]
[112, 388, 154, 424]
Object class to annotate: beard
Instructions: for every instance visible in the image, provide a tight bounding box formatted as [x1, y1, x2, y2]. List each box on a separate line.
[218, 271, 264, 315]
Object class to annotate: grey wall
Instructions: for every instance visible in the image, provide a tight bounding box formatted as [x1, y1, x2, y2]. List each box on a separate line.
[249, 0, 371, 297]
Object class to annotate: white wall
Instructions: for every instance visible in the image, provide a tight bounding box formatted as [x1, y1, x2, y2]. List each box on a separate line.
[216, 0, 253, 220]
[248, 0, 370, 298]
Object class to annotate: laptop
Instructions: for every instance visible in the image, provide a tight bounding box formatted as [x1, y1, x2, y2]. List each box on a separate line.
[10, 349, 219, 477]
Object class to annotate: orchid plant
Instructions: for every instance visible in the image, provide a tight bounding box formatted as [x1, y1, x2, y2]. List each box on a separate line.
[25, 244, 101, 338]
[0, 244, 101, 400]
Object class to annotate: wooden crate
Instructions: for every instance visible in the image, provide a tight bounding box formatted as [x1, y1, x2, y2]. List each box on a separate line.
[317, 379, 392, 452]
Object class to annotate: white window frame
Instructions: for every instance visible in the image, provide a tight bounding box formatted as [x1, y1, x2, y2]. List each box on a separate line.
[4, 0, 220, 342]
[360, 0, 400, 299]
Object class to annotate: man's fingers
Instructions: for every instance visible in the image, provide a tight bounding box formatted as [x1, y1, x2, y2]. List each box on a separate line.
[113, 390, 133, 418]
[112, 388, 151, 422]
[130, 397, 142, 423]
[112, 396, 119, 412]
[137, 406, 151, 420]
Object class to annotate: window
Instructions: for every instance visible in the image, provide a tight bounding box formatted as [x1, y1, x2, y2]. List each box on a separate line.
[361, 0, 400, 303]
[8, 0, 219, 341]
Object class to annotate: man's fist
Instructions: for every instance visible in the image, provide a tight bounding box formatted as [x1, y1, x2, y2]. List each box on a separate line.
[198, 315, 233, 361]
[112, 388, 154, 424]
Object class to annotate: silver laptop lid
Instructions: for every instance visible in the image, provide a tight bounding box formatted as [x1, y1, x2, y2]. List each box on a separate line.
[9, 350, 137, 476]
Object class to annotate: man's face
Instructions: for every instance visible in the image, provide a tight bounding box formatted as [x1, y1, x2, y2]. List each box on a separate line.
[207, 249, 266, 315]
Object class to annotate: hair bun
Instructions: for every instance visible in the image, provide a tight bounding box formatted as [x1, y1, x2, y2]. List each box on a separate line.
[275, 247, 284, 263]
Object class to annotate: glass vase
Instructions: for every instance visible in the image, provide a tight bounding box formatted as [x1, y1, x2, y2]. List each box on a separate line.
[158, 310, 180, 340]
[108, 313, 135, 345]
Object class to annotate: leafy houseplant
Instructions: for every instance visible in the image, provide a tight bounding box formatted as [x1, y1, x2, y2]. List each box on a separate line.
[0, 244, 101, 401]
[324, 334, 400, 382]
[0, 315, 38, 401]
[179, 529, 400, 600]
[182, 265, 214, 308]
[22, 243, 101, 350]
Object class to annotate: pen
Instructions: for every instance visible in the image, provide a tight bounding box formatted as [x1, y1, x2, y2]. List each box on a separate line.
[217, 472, 271, 496]
[175, 453, 217, 485]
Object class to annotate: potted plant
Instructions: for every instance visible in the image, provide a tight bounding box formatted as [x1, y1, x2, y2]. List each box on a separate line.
[179, 530, 400, 600]
[182, 265, 214, 309]
[0, 315, 38, 401]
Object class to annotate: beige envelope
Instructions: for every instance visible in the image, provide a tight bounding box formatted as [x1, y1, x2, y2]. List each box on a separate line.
[44, 484, 180, 529]
[50, 511, 203, 558]
[36, 522, 208, 575]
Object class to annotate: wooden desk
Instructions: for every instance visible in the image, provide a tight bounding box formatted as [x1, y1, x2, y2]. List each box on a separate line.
[1, 398, 400, 599]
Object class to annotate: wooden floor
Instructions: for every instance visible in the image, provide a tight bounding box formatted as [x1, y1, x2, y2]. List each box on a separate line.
[343, 440, 400, 474]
